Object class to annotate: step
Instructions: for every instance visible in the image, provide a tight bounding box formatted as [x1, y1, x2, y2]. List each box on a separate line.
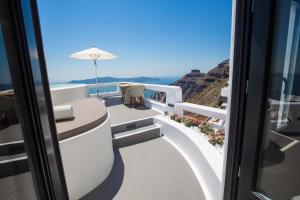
[113, 124, 162, 148]
[111, 118, 154, 134]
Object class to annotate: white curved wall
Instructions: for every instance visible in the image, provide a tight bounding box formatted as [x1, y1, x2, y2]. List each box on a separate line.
[50, 84, 89, 105]
[154, 116, 223, 200]
[59, 114, 114, 200]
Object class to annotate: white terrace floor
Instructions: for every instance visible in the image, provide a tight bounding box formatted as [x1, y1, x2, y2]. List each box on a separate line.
[104, 96, 161, 125]
[82, 138, 205, 200]
[81, 96, 206, 200]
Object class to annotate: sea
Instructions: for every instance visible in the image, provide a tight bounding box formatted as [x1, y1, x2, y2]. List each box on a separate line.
[50, 76, 180, 97]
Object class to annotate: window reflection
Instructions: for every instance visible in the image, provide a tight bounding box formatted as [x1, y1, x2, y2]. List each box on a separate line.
[0, 24, 37, 200]
[0, 25, 20, 143]
[256, 1, 300, 199]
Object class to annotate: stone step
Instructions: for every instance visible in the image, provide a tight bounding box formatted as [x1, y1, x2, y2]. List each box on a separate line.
[112, 124, 162, 148]
[111, 118, 154, 134]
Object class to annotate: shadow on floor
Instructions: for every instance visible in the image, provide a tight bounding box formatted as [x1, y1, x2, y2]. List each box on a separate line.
[126, 105, 151, 110]
[104, 96, 123, 107]
[81, 149, 125, 200]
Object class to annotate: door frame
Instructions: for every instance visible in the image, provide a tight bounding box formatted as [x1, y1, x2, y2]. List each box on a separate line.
[222, 0, 254, 199]
[224, 0, 277, 199]
[1, 0, 68, 199]
[237, 0, 276, 198]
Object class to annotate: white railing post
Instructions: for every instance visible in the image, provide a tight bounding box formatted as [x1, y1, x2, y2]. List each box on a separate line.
[174, 105, 184, 116]
[166, 86, 183, 115]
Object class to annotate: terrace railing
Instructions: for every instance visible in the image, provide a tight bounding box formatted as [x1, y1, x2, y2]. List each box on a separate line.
[88, 82, 183, 113]
[87, 82, 227, 124]
[174, 102, 227, 120]
[51, 83, 226, 125]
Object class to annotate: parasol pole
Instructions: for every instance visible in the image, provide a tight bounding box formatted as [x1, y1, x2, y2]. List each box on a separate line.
[93, 59, 98, 95]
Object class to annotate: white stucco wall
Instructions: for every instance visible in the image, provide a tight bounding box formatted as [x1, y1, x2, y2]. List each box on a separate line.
[59, 114, 114, 200]
[50, 84, 89, 105]
[155, 116, 223, 200]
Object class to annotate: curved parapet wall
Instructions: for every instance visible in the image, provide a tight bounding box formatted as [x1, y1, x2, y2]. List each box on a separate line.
[154, 116, 223, 200]
[59, 114, 114, 200]
[50, 84, 89, 106]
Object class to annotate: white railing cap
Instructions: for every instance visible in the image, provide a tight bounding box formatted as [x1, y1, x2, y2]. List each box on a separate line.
[175, 102, 227, 120]
[88, 82, 121, 88]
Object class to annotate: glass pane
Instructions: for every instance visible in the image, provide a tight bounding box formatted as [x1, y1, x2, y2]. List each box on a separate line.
[0, 24, 37, 199]
[256, 1, 300, 199]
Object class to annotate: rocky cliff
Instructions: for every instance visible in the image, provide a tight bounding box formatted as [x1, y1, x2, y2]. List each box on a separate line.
[172, 59, 229, 107]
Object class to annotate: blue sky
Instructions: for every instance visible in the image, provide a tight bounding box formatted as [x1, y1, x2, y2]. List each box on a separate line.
[37, 0, 232, 82]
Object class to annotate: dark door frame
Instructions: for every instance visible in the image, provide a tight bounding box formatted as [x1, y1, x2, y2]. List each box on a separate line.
[224, 0, 277, 199]
[223, 0, 254, 198]
[1, 0, 68, 199]
[237, 0, 276, 199]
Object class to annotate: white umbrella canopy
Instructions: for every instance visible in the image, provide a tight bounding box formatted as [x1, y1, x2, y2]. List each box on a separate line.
[70, 47, 117, 94]
[70, 47, 117, 60]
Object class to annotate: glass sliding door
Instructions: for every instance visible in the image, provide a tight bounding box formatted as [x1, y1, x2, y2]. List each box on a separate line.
[256, 0, 300, 199]
[237, 0, 300, 199]
[19, 0, 69, 198]
[0, 22, 38, 200]
[0, 0, 68, 199]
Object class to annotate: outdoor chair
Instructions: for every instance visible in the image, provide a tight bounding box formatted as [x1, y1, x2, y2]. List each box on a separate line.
[124, 85, 145, 106]
[119, 83, 132, 102]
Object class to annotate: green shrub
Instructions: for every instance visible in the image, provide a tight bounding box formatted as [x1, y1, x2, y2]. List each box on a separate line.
[182, 119, 193, 127]
[199, 123, 214, 135]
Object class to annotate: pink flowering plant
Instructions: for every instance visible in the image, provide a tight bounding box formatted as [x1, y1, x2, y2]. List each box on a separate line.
[170, 114, 225, 146]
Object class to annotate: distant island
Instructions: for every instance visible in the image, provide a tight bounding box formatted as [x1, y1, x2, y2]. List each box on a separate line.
[68, 76, 161, 84]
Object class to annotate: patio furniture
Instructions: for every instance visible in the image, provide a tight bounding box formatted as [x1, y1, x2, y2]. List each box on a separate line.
[70, 47, 117, 95]
[53, 105, 74, 121]
[119, 83, 132, 102]
[124, 85, 145, 106]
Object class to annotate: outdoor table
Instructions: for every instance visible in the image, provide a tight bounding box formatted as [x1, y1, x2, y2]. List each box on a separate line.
[119, 83, 132, 102]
